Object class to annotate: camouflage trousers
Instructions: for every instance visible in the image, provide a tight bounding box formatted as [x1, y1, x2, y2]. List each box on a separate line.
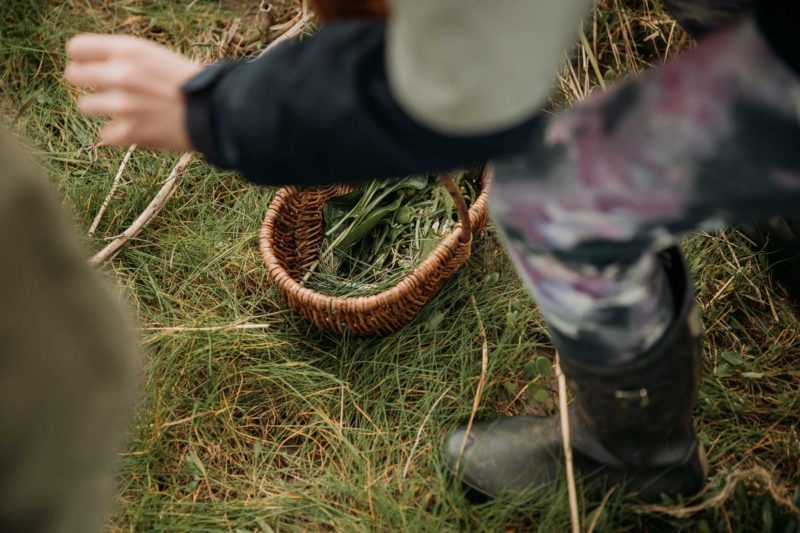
[491, 1, 800, 365]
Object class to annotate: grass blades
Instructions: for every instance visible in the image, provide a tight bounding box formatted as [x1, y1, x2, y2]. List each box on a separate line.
[1, 1, 798, 531]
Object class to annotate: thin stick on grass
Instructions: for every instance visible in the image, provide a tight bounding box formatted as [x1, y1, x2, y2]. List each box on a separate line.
[89, 152, 193, 265]
[555, 354, 581, 533]
[454, 296, 489, 473]
[142, 322, 273, 333]
[139, 311, 292, 332]
[402, 385, 452, 479]
[257, 8, 313, 58]
[88, 143, 137, 236]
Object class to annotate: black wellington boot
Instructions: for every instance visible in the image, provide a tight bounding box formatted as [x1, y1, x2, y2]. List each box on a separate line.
[442, 246, 709, 503]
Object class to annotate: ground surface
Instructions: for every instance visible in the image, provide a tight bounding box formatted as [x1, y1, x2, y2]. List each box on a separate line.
[1, 1, 799, 531]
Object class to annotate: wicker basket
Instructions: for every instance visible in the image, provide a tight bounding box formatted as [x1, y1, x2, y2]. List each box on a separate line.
[260, 165, 492, 336]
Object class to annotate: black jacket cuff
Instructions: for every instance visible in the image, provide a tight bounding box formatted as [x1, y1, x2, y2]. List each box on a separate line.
[181, 60, 238, 167]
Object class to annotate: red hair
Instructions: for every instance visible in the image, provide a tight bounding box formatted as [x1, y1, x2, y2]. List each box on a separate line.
[310, 0, 388, 21]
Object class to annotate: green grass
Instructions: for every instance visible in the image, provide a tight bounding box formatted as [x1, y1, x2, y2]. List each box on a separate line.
[2, 0, 799, 531]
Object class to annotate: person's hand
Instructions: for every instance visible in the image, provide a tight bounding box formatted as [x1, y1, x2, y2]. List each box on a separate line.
[65, 35, 204, 151]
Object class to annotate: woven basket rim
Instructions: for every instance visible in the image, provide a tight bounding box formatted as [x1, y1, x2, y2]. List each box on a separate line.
[259, 165, 492, 313]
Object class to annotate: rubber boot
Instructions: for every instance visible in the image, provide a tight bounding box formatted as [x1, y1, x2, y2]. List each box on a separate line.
[740, 216, 800, 307]
[442, 246, 708, 503]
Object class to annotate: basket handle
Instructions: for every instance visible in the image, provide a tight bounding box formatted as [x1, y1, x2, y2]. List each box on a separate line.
[438, 173, 472, 244]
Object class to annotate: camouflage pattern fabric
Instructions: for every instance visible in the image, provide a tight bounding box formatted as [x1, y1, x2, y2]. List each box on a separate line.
[492, 10, 800, 365]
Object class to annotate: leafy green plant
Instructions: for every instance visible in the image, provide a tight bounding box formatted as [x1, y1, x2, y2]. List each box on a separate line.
[303, 171, 478, 297]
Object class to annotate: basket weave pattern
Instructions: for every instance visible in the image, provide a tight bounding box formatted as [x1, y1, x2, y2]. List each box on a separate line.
[260, 167, 492, 336]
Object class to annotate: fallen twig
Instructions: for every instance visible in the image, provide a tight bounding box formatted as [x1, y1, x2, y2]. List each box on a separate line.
[257, 9, 313, 58]
[455, 296, 490, 473]
[89, 152, 193, 265]
[633, 466, 800, 518]
[141, 321, 279, 333]
[555, 354, 581, 533]
[402, 385, 452, 479]
[89, 143, 137, 236]
[143, 323, 272, 333]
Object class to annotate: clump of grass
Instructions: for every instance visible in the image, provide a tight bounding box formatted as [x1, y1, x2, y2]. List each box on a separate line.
[2, 1, 798, 532]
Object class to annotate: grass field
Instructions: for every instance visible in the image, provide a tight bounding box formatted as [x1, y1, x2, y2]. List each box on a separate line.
[2, 0, 799, 531]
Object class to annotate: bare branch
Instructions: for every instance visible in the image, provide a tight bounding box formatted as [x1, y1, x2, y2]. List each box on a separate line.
[89, 143, 137, 236]
[89, 152, 193, 266]
[257, 10, 313, 58]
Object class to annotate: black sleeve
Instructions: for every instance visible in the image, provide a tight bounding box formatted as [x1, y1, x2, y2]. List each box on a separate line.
[181, 20, 540, 187]
[754, 0, 800, 76]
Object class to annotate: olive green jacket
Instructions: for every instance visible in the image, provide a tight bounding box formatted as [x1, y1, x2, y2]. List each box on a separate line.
[0, 128, 139, 533]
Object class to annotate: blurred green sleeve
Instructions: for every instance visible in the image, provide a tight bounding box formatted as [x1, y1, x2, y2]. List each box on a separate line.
[0, 128, 140, 533]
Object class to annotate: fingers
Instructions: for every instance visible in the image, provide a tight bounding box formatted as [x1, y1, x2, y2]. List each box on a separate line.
[78, 90, 187, 146]
[65, 33, 197, 153]
[65, 61, 176, 99]
[65, 34, 150, 62]
[77, 90, 153, 117]
[99, 120, 135, 146]
[65, 34, 201, 98]
[78, 90, 168, 144]
[98, 116, 191, 152]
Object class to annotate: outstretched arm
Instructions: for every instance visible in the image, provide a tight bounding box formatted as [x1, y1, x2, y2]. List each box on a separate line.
[66, 1, 591, 186]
